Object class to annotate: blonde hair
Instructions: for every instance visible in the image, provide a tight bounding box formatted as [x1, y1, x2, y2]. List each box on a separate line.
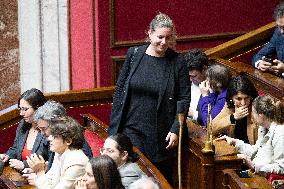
[147, 12, 177, 46]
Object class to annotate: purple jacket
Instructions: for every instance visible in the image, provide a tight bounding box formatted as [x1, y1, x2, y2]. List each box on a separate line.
[198, 89, 227, 126]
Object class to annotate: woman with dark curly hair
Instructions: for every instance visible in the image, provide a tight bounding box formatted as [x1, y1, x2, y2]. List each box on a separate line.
[75, 155, 124, 189]
[212, 74, 259, 144]
[217, 95, 284, 175]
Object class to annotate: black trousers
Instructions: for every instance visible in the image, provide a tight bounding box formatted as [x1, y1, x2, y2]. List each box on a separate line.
[153, 158, 174, 186]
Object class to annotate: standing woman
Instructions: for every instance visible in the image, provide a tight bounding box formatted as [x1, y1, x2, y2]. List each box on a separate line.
[0, 88, 49, 170]
[109, 13, 190, 182]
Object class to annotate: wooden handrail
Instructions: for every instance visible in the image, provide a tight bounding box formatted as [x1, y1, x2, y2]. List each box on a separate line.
[213, 58, 284, 101]
[222, 169, 273, 189]
[205, 22, 276, 59]
[0, 87, 115, 130]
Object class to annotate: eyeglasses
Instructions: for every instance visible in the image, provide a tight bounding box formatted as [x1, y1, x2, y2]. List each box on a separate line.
[18, 106, 32, 112]
[99, 147, 115, 154]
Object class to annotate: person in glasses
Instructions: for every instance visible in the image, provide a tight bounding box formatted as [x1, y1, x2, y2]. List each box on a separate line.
[22, 100, 93, 185]
[252, 2, 284, 78]
[33, 100, 93, 170]
[28, 116, 89, 189]
[0, 88, 49, 171]
[100, 134, 146, 188]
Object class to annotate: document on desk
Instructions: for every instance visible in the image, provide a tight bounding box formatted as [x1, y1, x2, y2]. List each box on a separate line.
[214, 140, 237, 156]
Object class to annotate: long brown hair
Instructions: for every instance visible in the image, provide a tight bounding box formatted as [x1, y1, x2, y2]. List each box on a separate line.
[90, 155, 124, 189]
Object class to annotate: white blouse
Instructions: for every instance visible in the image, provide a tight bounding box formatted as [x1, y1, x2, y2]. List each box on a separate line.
[235, 122, 284, 174]
[35, 149, 89, 189]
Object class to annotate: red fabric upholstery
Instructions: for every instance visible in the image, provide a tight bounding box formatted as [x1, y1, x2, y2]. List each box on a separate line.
[0, 123, 18, 153]
[84, 130, 105, 157]
[268, 173, 284, 183]
[66, 103, 112, 157]
[66, 103, 112, 125]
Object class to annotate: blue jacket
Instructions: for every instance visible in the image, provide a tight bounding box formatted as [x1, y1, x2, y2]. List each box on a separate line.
[198, 89, 227, 126]
[252, 28, 284, 66]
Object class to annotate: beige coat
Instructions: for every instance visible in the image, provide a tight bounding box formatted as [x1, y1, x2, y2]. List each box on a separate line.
[211, 103, 258, 145]
[35, 149, 88, 189]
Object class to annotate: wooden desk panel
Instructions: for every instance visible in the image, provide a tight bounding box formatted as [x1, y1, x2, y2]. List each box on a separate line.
[186, 120, 274, 189]
[185, 120, 243, 189]
[0, 166, 35, 189]
[223, 169, 273, 189]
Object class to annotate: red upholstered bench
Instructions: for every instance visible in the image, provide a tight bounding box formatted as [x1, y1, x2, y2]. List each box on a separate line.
[0, 123, 18, 153]
[66, 103, 112, 125]
[268, 173, 284, 183]
[84, 130, 104, 156]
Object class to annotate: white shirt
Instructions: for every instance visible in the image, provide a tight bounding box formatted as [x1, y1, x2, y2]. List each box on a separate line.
[189, 83, 201, 120]
[235, 122, 284, 174]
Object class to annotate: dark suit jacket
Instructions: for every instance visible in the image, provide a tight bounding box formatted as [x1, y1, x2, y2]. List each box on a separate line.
[6, 120, 49, 168]
[252, 28, 284, 66]
[109, 44, 190, 162]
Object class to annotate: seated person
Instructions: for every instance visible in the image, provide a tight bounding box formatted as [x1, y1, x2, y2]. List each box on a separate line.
[198, 64, 231, 126]
[23, 100, 93, 185]
[34, 100, 93, 169]
[218, 96, 284, 175]
[100, 134, 146, 188]
[0, 88, 48, 170]
[252, 2, 284, 77]
[74, 155, 124, 189]
[184, 48, 209, 124]
[212, 75, 259, 144]
[28, 116, 89, 188]
[129, 177, 160, 189]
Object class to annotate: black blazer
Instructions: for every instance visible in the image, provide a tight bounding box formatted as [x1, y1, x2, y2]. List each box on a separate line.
[109, 44, 190, 162]
[6, 120, 49, 168]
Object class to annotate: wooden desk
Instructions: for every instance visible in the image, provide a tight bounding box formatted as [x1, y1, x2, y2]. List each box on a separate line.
[184, 120, 243, 189]
[223, 169, 273, 189]
[0, 166, 35, 189]
[185, 120, 274, 189]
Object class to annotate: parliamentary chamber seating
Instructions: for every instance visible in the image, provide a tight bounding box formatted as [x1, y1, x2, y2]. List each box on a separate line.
[1, 22, 284, 189]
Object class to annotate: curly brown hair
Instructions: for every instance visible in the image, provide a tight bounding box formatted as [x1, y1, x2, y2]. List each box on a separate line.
[49, 116, 84, 149]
